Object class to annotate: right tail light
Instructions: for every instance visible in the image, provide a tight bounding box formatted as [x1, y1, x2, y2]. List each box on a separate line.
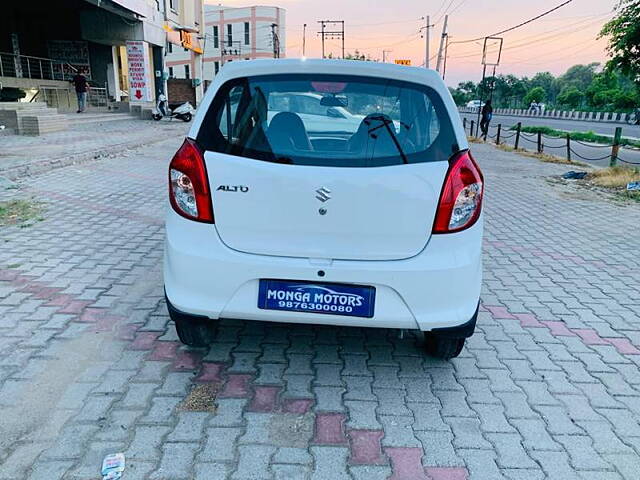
[433, 150, 484, 234]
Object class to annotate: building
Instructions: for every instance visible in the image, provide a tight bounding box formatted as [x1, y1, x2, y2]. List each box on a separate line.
[1, 0, 205, 110]
[165, 4, 285, 87]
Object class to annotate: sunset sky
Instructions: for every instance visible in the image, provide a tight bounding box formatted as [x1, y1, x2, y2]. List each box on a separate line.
[210, 0, 618, 86]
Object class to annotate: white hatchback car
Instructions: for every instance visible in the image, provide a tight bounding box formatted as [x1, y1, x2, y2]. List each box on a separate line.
[164, 59, 483, 359]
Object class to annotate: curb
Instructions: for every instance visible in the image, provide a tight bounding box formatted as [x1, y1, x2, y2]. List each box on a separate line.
[0, 134, 174, 181]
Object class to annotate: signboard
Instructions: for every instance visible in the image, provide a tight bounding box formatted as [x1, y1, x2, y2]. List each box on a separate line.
[126, 41, 153, 102]
[48, 40, 92, 79]
[394, 59, 411, 66]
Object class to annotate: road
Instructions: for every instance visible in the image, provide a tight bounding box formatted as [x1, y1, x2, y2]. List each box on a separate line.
[460, 112, 640, 168]
[460, 112, 640, 139]
[1, 139, 640, 479]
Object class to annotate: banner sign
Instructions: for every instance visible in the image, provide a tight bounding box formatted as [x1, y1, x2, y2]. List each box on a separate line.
[394, 59, 411, 66]
[126, 41, 152, 102]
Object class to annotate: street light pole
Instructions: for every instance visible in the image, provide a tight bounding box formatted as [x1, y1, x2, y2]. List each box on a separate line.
[302, 23, 307, 57]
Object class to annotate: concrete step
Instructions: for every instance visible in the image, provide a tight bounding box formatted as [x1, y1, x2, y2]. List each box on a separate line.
[64, 112, 133, 125]
[21, 114, 68, 135]
[0, 102, 51, 110]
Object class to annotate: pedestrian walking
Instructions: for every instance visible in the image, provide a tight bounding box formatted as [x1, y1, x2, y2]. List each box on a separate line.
[480, 100, 493, 139]
[71, 72, 90, 113]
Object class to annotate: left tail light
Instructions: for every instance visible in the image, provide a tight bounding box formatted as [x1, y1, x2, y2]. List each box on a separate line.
[168, 138, 214, 223]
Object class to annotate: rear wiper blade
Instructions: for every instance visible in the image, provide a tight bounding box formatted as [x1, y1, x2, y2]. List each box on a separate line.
[365, 115, 408, 164]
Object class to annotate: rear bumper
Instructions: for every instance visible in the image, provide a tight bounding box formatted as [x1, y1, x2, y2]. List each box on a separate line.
[164, 208, 482, 332]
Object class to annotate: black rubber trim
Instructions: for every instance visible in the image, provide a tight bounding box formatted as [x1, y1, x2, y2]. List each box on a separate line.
[165, 291, 210, 323]
[429, 303, 479, 339]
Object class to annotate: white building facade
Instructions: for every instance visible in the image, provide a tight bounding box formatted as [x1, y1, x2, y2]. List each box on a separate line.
[166, 5, 286, 84]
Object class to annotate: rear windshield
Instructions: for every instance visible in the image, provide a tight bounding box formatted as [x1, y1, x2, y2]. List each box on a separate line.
[197, 74, 458, 167]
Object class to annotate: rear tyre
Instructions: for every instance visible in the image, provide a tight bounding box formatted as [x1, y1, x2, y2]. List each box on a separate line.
[166, 296, 215, 347]
[180, 113, 192, 122]
[152, 113, 162, 121]
[424, 334, 465, 359]
[174, 317, 215, 347]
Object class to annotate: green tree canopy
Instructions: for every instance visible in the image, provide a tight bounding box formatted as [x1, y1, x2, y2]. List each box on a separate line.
[600, 0, 640, 86]
[557, 86, 584, 108]
[524, 86, 546, 105]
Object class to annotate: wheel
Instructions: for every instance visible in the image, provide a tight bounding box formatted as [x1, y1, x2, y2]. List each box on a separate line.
[181, 113, 192, 122]
[174, 317, 215, 347]
[166, 297, 215, 347]
[424, 334, 465, 359]
[152, 113, 162, 121]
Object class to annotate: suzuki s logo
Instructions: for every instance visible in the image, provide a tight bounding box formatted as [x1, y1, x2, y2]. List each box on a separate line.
[315, 187, 331, 202]
[217, 185, 249, 193]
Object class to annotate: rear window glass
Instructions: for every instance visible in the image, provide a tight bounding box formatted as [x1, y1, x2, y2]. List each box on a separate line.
[197, 74, 458, 167]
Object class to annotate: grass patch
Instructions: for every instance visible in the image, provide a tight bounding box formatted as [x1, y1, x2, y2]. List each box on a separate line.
[512, 125, 640, 148]
[587, 166, 640, 188]
[0, 199, 44, 227]
[494, 142, 589, 166]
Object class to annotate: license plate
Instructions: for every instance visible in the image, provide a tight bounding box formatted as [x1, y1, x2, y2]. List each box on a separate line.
[258, 279, 376, 318]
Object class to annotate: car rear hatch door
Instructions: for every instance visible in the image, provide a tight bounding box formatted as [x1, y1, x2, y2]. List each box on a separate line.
[206, 152, 449, 261]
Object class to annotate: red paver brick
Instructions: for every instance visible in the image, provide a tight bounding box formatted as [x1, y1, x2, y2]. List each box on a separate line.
[148, 341, 179, 361]
[57, 299, 93, 314]
[172, 350, 203, 371]
[248, 386, 281, 412]
[78, 308, 106, 323]
[282, 398, 314, 414]
[44, 294, 75, 307]
[348, 429, 385, 465]
[12, 274, 37, 285]
[90, 315, 120, 333]
[31, 286, 63, 300]
[219, 374, 252, 398]
[605, 338, 640, 355]
[0, 269, 20, 281]
[484, 306, 516, 319]
[386, 447, 428, 480]
[313, 413, 347, 445]
[515, 313, 544, 328]
[425, 467, 468, 480]
[195, 363, 225, 383]
[573, 329, 609, 345]
[541, 321, 576, 337]
[129, 332, 160, 350]
[116, 323, 140, 341]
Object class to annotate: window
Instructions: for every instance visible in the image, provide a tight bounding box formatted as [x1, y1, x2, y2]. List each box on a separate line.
[244, 22, 250, 45]
[214, 61, 219, 74]
[169, 0, 179, 11]
[197, 74, 455, 168]
[184, 65, 190, 79]
[227, 24, 233, 47]
[168, 67, 174, 78]
[213, 26, 219, 49]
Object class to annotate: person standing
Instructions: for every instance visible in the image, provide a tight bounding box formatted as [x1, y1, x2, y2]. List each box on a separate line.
[71, 73, 90, 113]
[480, 100, 493, 139]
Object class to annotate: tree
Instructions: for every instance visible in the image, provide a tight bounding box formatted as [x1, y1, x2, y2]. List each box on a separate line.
[600, 0, 640, 87]
[523, 86, 546, 105]
[557, 86, 584, 108]
[560, 63, 600, 91]
[529, 72, 558, 102]
[343, 50, 378, 62]
[449, 81, 477, 106]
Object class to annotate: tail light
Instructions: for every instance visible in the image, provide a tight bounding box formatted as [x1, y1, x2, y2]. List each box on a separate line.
[433, 150, 483, 234]
[168, 138, 214, 223]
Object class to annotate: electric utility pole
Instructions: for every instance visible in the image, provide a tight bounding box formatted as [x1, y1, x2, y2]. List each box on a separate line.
[302, 23, 307, 56]
[270, 23, 280, 58]
[435, 14, 448, 74]
[420, 15, 433, 68]
[317, 20, 345, 59]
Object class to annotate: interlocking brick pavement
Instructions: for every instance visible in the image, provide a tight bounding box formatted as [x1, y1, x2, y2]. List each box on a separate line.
[0, 137, 639, 479]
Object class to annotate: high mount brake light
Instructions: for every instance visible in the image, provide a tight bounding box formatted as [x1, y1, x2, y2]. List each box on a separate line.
[168, 138, 214, 223]
[433, 150, 484, 234]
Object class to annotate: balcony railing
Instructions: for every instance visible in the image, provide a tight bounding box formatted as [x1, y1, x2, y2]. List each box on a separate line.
[0, 52, 69, 81]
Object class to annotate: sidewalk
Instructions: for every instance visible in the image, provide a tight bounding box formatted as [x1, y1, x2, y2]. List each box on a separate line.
[0, 118, 189, 180]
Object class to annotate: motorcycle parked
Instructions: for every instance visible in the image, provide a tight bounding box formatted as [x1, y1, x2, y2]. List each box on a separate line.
[152, 94, 195, 122]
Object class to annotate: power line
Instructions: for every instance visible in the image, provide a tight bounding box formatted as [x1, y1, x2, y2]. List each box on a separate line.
[452, 0, 575, 44]
[434, 0, 456, 24]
